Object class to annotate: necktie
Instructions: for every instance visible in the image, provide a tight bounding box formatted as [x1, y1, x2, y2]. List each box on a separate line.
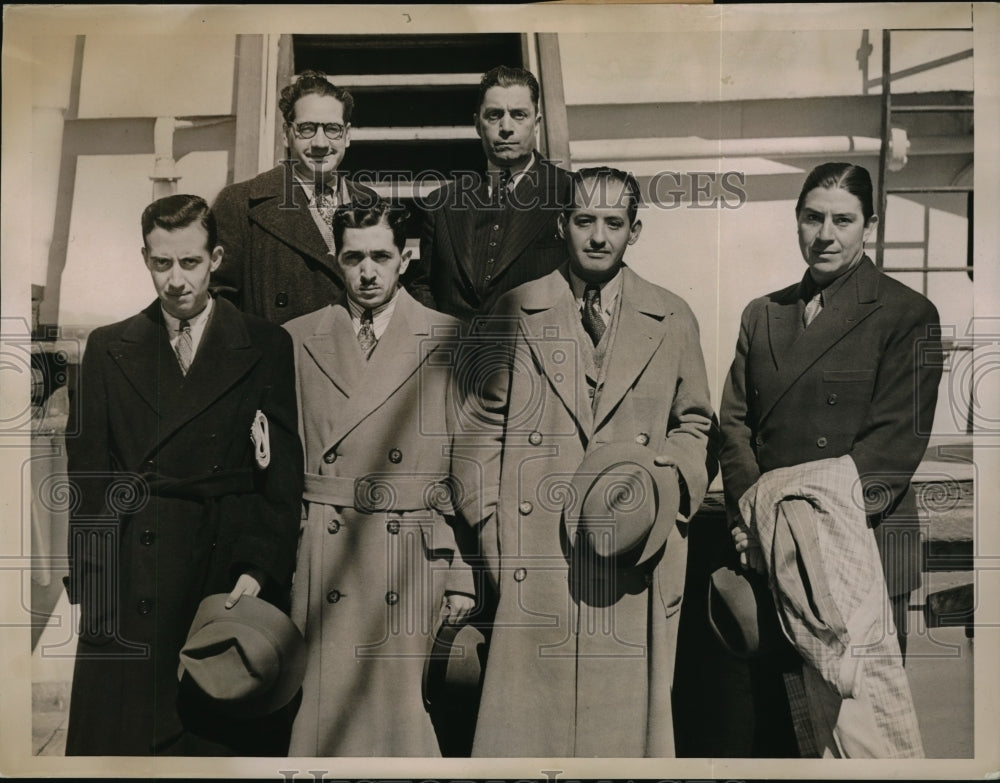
[581, 284, 606, 346]
[315, 181, 338, 224]
[495, 168, 512, 207]
[358, 308, 377, 359]
[175, 320, 193, 375]
[802, 290, 824, 328]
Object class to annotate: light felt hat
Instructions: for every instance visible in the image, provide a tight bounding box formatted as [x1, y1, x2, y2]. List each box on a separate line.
[178, 594, 306, 717]
[563, 441, 681, 565]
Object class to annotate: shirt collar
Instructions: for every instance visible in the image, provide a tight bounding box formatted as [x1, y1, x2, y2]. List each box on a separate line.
[161, 296, 214, 332]
[568, 264, 624, 311]
[487, 151, 537, 185]
[346, 287, 400, 323]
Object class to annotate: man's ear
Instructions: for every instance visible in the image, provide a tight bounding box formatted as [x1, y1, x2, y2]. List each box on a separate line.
[473, 112, 484, 140]
[343, 123, 352, 149]
[627, 219, 643, 246]
[141, 246, 150, 267]
[557, 212, 567, 240]
[399, 248, 412, 276]
[210, 245, 224, 273]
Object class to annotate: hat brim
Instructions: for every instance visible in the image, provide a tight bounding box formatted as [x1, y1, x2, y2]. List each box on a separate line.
[564, 441, 681, 566]
[707, 566, 782, 660]
[179, 594, 307, 717]
[422, 620, 485, 711]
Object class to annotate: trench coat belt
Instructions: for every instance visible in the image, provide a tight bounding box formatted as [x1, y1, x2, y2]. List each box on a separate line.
[302, 472, 454, 514]
[139, 468, 255, 499]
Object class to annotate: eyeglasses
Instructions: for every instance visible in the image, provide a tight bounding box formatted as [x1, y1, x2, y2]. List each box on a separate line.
[289, 121, 347, 141]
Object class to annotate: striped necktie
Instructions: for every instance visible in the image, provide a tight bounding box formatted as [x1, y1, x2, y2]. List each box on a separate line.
[175, 320, 193, 375]
[581, 285, 606, 346]
[358, 308, 377, 359]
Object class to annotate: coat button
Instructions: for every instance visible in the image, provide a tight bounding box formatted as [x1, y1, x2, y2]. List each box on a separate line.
[139, 530, 155, 546]
[752, 388, 760, 399]
[275, 292, 289, 308]
[518, 501, 533, 515]
[136, 599, 152, 615]
[327, 519, 341, 534]
[386, 519, 400, 534]
[492, 224, 500, 231]
[385, 591, 399, 605]
[754, 434, 764, 447]
[513, 568, 527, 582]
[326, 589, 342, 604]
[140, 460, 155, 473]
[388, 448, 403, 464]
[635, 432, 650, 446]
[323, 451, 337, 464]
[817, 436, 828, 448]
[211, 464, 223, 473]
[827, 393, 838, 405]
[528, 431, 543, 446]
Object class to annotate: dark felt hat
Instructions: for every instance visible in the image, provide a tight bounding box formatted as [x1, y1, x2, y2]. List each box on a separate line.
[178, 594, 306, 717]
[563, 442, 681, 565]
[422, 620, 486, 711]
[707, 565, 783, 659]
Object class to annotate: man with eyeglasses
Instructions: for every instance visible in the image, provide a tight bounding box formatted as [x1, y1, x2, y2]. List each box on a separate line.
[213, 70, 428, 324]
[418, 65, 571, 324]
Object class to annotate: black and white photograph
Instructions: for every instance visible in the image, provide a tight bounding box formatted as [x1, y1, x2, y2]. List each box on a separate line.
[1, 2, 998, 779]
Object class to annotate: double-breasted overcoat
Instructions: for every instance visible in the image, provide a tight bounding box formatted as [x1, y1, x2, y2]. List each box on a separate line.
[283, 290, 475, 757]
[64, 297, 303, 755]
[456, 266, 714, 757]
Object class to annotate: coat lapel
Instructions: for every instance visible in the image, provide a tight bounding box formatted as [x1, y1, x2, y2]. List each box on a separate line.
[110, 299, 263, 458]
[492, 159, 564, 280]
[108, 301, 182, 416]
[519, 269, 591, 436]
[246, 165, 342, 283]
[325, 290, 432, 447]
[445, 174, 492, 288]
[302, 301, 363, 399]
[592, 267, 667, 432]
[757, 258, 883, 424]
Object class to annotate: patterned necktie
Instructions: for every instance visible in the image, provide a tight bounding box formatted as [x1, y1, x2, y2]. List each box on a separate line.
[358, 308, 377, 359]
[175, 320, 193, 375]
[315, 180, 338, 224]
[581, 284, 606, 346]
[495, 168, 512, 207]
[802, 290, 824, 328]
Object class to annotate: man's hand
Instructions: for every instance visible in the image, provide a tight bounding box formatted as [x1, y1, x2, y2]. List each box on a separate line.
[440, 593, 475, 625]
[731, 520, 766, 575]
[226, 568, 265, 609]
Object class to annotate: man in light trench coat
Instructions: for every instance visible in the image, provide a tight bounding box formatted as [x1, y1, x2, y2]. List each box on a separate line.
[283, 199, 476, 756]
[455, 167, 715, 757]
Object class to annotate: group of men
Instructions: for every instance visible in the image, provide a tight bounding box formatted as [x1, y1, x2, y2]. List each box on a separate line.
[62, 64, 942, 759]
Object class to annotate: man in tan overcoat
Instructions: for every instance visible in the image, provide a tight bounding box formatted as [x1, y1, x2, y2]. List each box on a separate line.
[283, 200, 475, 756]
[456, 167, 715, 756]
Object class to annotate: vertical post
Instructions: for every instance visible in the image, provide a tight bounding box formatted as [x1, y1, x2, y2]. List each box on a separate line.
[536, 34, 571, 169]
[272, 34, 294, 169]
[233, 34, 265, 183]
[875, 29, 892, 269]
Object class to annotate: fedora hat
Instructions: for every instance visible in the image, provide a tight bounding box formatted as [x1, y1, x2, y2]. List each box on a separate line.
[563, 442, 681, 566]
[422, 619, 486, 711]
[178, 594, 306, 717]
[707, 565, 783, 659]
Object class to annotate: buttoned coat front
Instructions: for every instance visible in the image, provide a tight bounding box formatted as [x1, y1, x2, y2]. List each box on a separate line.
[456, 266, 714, 757]
[283, 290, 475, 757]
[718, 257, 943, 597]
[64, 297, 303, 756]
[212, 165, 430, 323]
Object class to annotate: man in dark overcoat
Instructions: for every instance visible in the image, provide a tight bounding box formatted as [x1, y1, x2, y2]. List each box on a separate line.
[212, 70, 428, 323]
[418, 65, 572, 322]
[64, 194, 303, 756]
